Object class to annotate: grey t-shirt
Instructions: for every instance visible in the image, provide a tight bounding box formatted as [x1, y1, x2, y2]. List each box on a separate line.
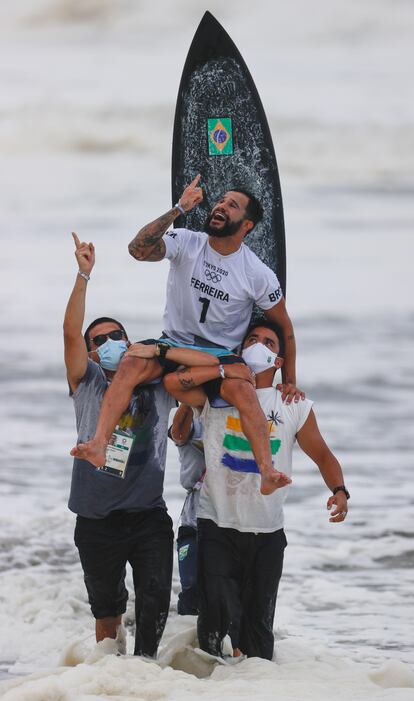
[68, 360, 175, 519]
[177, 416, 205, 529]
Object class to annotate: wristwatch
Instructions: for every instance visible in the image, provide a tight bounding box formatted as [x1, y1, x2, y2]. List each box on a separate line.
[333, 485, 350, 500]
[155, 342, 170, 360]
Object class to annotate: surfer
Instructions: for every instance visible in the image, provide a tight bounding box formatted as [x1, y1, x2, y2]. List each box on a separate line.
[71, 176, 301, 495]
[163, 317, 349, 660]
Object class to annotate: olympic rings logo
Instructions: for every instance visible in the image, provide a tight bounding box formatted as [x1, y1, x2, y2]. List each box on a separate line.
[204, 270, 222, 283]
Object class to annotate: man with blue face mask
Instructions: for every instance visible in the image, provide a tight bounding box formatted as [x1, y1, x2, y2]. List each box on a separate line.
[163, 318, 349, 661]
[64, 233, 175, 657]
[64, 233, 219, 658]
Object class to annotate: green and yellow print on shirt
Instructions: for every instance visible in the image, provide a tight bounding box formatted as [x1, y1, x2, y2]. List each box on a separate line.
[221, 414, 281, 474]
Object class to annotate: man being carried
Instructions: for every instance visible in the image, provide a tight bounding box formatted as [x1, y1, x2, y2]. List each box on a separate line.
[163, 318, 349, 660]
[71, 176, 301, 495]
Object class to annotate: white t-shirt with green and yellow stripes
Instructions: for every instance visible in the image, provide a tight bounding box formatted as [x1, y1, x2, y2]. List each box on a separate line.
[198, 388, 313, 533]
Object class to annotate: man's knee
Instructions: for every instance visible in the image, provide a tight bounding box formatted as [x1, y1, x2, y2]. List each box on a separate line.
[116, 355, 158, 385]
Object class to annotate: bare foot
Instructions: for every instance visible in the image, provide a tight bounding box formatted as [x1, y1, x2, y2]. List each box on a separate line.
[260, 469, 291, 496]
[233, 648, 241, 658]
[70, 439, 107, 468]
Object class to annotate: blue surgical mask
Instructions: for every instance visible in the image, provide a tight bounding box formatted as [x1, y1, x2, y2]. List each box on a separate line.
[97, 339, 128, 371]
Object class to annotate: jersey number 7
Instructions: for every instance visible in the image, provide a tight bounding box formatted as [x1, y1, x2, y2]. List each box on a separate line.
[199, 297, 210, 323]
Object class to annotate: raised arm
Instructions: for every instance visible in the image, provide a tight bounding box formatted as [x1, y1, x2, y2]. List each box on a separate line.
[263, 298, 296, 384]
[263, 299, 305, 403]
[63, 233, 95, 392]
[296, 409, 348, 522]
[128, 174, 203, 262]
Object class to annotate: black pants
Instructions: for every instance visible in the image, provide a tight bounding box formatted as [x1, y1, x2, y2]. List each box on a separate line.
[74, 508, 173, 657]
[177, 525, 198, 615]
[197, 518, 287, 660]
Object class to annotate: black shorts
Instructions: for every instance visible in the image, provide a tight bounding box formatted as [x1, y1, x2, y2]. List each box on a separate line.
[74, 507, 173, 620]
[136, 338, 180, 377]
[203, 353, 245, 405]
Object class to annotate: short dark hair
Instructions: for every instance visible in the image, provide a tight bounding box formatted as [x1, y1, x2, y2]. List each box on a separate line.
[83, 317, 128, 351]
[242, 317, 285, 357]
[230, 188, 263, 228]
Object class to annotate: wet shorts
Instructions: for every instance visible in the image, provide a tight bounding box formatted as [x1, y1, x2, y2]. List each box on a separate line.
[74, 507, 173, 620]
[202, 353, 246, 407]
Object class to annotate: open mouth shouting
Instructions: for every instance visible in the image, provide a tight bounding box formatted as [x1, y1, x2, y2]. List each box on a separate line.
[210, 210, 228, 226]
[204, 208, 243, 238]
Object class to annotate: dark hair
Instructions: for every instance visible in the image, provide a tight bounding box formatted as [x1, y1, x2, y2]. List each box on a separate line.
[230, 188, 263, 228]
[242, 317, 285, 357]
[83, 317, 128, 351]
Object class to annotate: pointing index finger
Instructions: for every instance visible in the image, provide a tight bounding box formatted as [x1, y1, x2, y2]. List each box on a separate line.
[72, 232, 81, 249]
[190, 174, 201, 187]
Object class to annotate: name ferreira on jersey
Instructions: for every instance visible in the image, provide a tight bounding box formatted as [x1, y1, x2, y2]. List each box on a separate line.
[189, 279, 283, 304]
[190, 277, 230, 301]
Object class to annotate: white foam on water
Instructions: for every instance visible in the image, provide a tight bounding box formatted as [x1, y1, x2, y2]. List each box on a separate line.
[0, 626, 413, 701]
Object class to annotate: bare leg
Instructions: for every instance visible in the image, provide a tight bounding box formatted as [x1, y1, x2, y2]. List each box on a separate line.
[220, 380, 291, 495]
[71, 356, 162, 466]
[96, 615, 122, 642]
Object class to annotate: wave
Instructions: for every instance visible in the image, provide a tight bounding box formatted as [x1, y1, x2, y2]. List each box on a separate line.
[0, 104, 173, 156]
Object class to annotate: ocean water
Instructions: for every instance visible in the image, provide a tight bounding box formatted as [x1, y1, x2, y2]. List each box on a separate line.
[0, 1, 413, 699]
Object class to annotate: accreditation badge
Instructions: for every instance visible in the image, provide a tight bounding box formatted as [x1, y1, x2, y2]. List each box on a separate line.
[98, 427, 134, 479]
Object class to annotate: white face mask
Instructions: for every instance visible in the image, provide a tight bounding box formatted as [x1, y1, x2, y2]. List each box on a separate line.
[241, 342, 278, 374]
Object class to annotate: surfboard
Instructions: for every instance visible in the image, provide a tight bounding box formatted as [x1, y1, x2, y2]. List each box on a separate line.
[171, 11, 286, 297]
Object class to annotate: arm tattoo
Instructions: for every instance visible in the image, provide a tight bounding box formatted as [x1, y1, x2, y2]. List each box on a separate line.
[143, 241, 165, 262]
[176, 368, 195, 390]
[128, 208, 177, 260]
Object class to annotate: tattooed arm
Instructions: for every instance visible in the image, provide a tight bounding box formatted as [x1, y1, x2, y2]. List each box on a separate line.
[163, 363, 254, 408]
[163, 365, 219, 408]
[128, 208, 174, 261]
[128, 175, 203, 262]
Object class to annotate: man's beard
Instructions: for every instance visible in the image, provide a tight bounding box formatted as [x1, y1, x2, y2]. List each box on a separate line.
[204, 214, 242, 238]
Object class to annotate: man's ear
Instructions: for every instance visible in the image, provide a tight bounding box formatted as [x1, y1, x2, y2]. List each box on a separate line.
[242, 219, 254, 236]
[89, 349, 99, 363]
[275, 356, 284, 369]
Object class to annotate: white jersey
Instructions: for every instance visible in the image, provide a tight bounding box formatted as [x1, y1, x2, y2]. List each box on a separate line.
[198, 388, 313, 533]
[163, 228, 283, 350]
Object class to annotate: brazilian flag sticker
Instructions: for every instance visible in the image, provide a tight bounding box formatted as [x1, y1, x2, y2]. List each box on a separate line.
[208, 118, 233, 155]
